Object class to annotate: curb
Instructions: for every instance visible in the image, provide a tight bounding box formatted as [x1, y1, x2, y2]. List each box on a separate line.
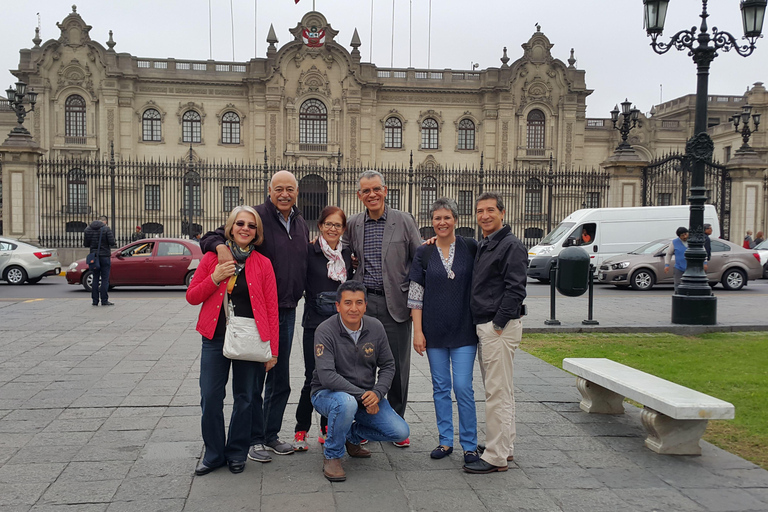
[525, 324, 768, 335]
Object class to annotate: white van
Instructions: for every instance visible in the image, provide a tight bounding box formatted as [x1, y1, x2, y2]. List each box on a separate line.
[526, 205, 720, 282]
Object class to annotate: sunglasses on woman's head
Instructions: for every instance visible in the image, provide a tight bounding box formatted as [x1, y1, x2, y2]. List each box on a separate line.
[235, 220, 257, 230]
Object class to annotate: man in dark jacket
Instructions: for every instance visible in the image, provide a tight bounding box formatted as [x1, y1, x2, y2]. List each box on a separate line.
[464, 192, 527, 474]
[200, 170, 309, 461]
[310, 280, 409, 482]
[83, 216, 116, 306]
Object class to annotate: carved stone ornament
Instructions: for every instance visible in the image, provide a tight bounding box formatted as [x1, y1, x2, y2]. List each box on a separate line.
[135, 100, 167, 121]
[296, 65, 332, 98]
[685, 133, 715, 163]
[176, 102, 206, 123]
[56, 59, 94, 96]
[56, 5, 93, 47]
[521, 30, 554, 65]
[289, 12, 339, 48]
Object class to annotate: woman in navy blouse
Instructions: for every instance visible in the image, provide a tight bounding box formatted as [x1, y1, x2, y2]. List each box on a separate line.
[408, 197, 479, 464]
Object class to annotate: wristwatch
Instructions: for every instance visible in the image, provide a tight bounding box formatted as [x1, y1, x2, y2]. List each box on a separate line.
[492, 323, 503, 332]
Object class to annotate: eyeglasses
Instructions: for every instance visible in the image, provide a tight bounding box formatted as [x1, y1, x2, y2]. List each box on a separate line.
[360, 186, 385, 196]
[322, 222, 343, 230]
[235, 220, 257, 230]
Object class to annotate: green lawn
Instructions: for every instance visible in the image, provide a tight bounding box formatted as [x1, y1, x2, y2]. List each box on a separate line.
[521, 332, 768, 469]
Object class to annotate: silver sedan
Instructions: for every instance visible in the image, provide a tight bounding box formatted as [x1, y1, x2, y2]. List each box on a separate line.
[0, 237, 62, 285]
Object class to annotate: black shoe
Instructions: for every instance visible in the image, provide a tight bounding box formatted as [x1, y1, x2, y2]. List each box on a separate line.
[228, 460, 245, 474]
[195, 460, 224, 476]
[430, 445, 453, 459]
[463, 459, 508, 474]
[102, 301, 115, 306]
[92, 302, 99, 306]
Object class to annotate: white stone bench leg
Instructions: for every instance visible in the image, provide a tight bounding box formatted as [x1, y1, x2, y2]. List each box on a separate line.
[641, 408, 708, 456]
[575, 377, 625, 414]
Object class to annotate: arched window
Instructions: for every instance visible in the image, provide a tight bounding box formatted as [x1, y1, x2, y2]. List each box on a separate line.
[67, 169, 88, 214]
[65, 95, 87, 137]
[526, 109, 545, 155]
[384, 117, 402, 148]
[421, 118, 438, 149]
[142, 109, 162, 142]
[182, 110, 202, 143]
[421, 176, 437, 219]
[524, 178, 543, 215]
[299, 99, 327, 144]
[221, 111, 240, 144]
[458, 119, 475, 150]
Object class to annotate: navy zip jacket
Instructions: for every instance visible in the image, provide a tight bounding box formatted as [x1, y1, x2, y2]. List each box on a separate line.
[83, 220, 116, 257]
[200, 199, 309, 309]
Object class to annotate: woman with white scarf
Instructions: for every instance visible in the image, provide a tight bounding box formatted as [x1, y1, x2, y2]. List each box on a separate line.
[293, 206, 353, 451]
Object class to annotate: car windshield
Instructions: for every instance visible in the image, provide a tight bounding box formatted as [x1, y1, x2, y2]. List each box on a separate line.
[539, 222, 575, 245]
[629, 240, 670, 255]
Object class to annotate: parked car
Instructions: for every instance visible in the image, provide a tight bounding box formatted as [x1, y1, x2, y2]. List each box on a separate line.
[66, 238, 202, 292]
[598, 238, 763, 291]
[0, 237, 62, 285]
[754, 239, 768, 278]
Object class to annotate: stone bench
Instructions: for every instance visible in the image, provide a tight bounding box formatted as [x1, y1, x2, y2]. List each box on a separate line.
[562, 357, 735, 455]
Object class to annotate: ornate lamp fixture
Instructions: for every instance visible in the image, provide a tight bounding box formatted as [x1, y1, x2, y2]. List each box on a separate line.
[732, 104, 761, 151]
[610, 99, 640, 151]
[5, 81, 38, 135]
[642, 0, 767, 325]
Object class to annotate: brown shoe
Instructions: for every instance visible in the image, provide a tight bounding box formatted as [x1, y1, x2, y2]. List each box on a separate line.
[508, 455, 514, 461]
[345, 440, 371, 458]
[323, 457, 346, 482]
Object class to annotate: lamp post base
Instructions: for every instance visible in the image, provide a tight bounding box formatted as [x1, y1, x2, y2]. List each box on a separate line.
[671, 295, 717, 325]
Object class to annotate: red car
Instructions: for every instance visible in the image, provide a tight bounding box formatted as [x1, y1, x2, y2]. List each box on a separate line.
[66, 238, 203, 292]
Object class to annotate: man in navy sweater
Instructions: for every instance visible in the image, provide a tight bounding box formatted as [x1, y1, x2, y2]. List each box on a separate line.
[200, 170, 309, 462]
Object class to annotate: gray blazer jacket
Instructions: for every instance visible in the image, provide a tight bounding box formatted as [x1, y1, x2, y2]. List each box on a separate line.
[345, 207, 421, 323]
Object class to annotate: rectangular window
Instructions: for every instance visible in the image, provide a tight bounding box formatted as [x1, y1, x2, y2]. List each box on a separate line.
[657, 192, 672, 206]
[458, 190, 473, 215]
[386, 189, 401, 210]
[223, 186, 240, 212]
[145, 184, 160, 210]
[183, 184, 202, 216]
[724, 146, 731, 162]
[584, 192, 600, 209]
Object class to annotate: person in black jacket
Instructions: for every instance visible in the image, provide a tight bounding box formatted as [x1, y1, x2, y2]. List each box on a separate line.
[463, 192, 527, 475]
[200, 170, 309, 461]
[293, 206, 353, 451]
[83, 216, 116, 306]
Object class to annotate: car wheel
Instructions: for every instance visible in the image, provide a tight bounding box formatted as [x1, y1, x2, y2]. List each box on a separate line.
[721, 268, 746, 291]
[4, 266, 28, 285]
[185, 270, 195, 288]
[82, 271, 93, 292]
[630, 269, 655, 291]
[27, 276, 43, 284]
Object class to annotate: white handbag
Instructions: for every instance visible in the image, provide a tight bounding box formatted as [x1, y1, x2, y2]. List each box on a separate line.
[222, 293, 272, 362]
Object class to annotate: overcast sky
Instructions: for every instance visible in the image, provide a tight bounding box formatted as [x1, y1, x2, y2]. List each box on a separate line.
[2, 0, 767, 119]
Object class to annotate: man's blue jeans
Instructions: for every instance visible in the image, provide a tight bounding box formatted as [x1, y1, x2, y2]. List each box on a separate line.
[91, 257, 111, 304]
[251, 307, 295, 445]
[426, 345, 478, 451]
[200, 336, 258, 465]
[311, 390, 410, 459]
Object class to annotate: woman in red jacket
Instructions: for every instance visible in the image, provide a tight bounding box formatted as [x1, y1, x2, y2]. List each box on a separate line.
[186, 205, 279, 476]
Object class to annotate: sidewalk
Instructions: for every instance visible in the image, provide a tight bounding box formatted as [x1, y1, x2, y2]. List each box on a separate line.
[0, 296, 766, 511]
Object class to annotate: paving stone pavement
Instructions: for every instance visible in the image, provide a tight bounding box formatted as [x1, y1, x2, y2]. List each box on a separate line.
[0, 295, 767, 511]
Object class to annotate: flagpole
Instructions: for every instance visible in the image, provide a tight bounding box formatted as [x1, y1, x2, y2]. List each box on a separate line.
[390, 0, 395, 68]
[209, 0, 212, 60]
[230, 0, 236, 61]
[409, 0, 412, 68]
[254, 0, 258, 58]
[428, 0, 432, 69]
[369, 0, 374, 62]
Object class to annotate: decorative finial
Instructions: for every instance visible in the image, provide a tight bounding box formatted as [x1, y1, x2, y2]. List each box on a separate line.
[107, 30, 116, 51]
[535, 22, 541, 32]
[72, 5, 77, 13]
[568, 48, 576, 68]
[500, 47, 510, 68]
[33, 27, 42, 48]
[350, 28, 361, 49]
[267, 24, 278, 47]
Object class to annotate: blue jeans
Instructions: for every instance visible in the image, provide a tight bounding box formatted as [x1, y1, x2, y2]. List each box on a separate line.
[311, 390, 409, 459]
[199, 336, 259, 465]
[91, 257, 111, 304]
[426, 345, 478, 451]
[251, 307, 295, 445]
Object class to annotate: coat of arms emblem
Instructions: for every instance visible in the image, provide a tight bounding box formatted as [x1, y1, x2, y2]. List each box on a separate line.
[302, 25, 326, 48]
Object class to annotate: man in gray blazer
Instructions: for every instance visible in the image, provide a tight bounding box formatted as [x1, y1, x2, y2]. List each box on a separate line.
[345, 170, 421, 439]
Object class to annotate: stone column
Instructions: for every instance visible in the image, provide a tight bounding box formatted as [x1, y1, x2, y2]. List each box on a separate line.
[726, 150, 766, 243]
[600, 148, 648, 208]
[0, 131, 45, 242]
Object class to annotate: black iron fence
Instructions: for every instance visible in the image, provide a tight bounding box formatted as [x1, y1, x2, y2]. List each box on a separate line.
[38, 151, 611, 249]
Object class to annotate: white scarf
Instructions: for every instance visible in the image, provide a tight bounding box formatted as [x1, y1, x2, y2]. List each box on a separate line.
[319, 236, 347, 283]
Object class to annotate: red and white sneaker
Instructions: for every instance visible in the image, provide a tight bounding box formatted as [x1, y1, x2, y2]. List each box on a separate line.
[293, 431, 309, 451]
[318, 425, 327, 445]
[393, 438, 410, 448]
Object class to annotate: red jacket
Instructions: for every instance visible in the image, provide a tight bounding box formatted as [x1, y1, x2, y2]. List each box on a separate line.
[186, 251, 280, 357]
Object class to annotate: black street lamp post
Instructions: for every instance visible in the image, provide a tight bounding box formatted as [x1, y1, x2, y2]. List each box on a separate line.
[610, 99, 641, 151]
[643, 0, 767, 325]
[5, 81, 38, 136]
[732, 104, 761, 151]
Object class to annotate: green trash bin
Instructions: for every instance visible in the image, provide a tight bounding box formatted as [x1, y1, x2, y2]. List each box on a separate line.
[555, 247, 590, 297]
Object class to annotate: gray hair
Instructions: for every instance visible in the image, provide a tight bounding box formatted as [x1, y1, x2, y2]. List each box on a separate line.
[336, 280, 368, 303]
[358, 170, 386, 189]
[429, 197, 458, 220]
[475, 192, 505, 212]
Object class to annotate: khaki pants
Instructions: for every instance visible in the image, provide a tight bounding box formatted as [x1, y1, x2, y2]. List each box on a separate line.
[476, 319, 522, 467]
